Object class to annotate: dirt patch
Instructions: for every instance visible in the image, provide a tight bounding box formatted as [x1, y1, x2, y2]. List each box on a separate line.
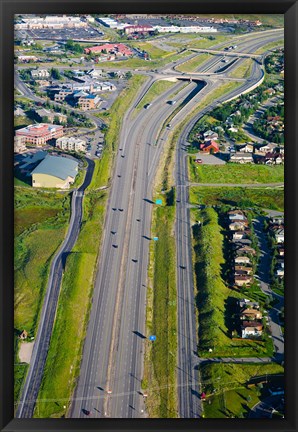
[19, 341, 34, 364]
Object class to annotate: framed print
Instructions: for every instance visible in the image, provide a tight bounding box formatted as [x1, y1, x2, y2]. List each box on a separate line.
[0, 0, 297, 431]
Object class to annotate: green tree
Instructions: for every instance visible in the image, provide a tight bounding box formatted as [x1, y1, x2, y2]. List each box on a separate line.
[50, 68, 62, 80]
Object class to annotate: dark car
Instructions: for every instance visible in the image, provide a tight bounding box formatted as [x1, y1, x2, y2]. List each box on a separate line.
[118, 208, 124, 212]
[113, 244, 118, 248]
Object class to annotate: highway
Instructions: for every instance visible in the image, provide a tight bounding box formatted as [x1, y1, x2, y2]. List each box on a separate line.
[14, 27, 284, 419]
[16, 160, 94, 417]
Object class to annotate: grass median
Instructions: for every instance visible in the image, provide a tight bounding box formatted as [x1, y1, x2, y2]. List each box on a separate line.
[175, 53, 210, 72]
[143, 131, 177, 417]
[134, 79, 177, 116]
[228, 58, 254, 79]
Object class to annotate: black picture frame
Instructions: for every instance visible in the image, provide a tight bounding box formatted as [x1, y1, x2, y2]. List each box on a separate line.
[1, 0, 297, 431]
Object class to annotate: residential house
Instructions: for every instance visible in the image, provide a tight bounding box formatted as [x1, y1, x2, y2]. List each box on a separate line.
[271, 216, 284, 225]
[203, 130, 218, 141]
[235, 265, 253, 275]
[232, 238, 252, 247]
[237, 143, 254, 153]
[255, 142, 277, 155]
[235, 245, 256, 256]
[274, 228, 284, 244]
[235, 274, 253, 287]
[230, 152, 253, 164]
[240, 308, 262, 320]
[241, 321, 263, 338]
[199, 140, 219, 153]
[228, 210, 246, 221]
[14, 106, 26, 116]
[257, 152, 283, 165]
[229, 221, 248, 231]
[235, 256, 251, 265]
[232, 230, 251, 240]
[277, 245, 284, 256]
[238, 299, 260, 310]
[228, 126, 238, 133]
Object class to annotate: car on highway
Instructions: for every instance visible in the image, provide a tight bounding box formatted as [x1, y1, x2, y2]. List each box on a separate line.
[121, 154, 125, 158]
[112, 244, 118, 248]
[167, 123, 172, 129]
[118, 208, 124, 212]
[144, 103, 152, 109]
[136, 218, 141, 222]
[168, 100, 176, 105]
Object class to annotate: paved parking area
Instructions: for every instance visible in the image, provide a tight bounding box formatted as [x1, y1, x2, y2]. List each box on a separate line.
[195, 153, 226, 165]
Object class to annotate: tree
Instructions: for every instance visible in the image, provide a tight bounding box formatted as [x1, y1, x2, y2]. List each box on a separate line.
[125, 71, 132, 79]
[50, 68, 61, 80]
[53, 115, 61, 125]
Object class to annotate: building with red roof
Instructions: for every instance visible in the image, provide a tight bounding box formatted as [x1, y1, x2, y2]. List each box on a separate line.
[199, 140, 219, 153]
[15, 123, 64, 146]
[84, 43, 133, 56]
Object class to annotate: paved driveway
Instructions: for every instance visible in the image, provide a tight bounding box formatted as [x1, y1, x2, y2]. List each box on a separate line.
[194, 153, 226, 165]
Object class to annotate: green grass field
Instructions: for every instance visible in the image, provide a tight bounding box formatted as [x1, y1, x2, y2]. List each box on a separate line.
[175, 53, 210, 72]
[131, 41, 175, 59]
[188, 161, 284, 184]
[14, 189, 70, 334]
[229, 58, 253, 79]
[189, 187, 284, 211]
[255, 39, 284, 54]
[200, 362, 284, 418]
[191, 207, 273, 358]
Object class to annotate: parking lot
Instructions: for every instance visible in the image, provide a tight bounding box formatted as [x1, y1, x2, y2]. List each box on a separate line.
[194, 153, 226, 165]
[15, 25, 104, 42]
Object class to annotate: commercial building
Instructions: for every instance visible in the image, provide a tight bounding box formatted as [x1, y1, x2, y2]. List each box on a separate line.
[56, 136, 86, 152]
[84, 43, 133, 56]
[31, 154, 78, 188]
[31, 69, 50, 79]
[14, 136, 27, 153]
[73, 91, 102, 110]
[15, 123, 64, 146]
[15, 15, 88, 30]
[96, 17, 127, 30]
[18, 55, 38, 62]
[35, 108, 67, 124]
[152, 25, 217, 33]
[124, 24, 154, 34]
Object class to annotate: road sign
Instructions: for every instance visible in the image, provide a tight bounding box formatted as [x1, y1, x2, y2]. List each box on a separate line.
[153, 237, 159, 241]
[155, 199, 162, 205]
[149, 335, 156, 341]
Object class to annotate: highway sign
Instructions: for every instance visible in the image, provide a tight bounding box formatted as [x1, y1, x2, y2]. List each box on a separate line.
[155, 199, 162, 205]
[149, 335, 156, 341]
[153, 237, 159, 241]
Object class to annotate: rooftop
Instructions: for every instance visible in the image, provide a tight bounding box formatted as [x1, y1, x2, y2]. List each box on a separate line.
[31, 154, 78, 180]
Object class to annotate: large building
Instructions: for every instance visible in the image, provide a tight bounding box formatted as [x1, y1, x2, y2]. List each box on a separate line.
[31, 69, 50, 79]
[35, 108, 67, 124]
[31, 154, 78, 188]
[56, 136, 86, 152]
[124, 24, 154, 35]
[152, 25, 217, 33]
[15, 123, 64, 146]
[15, 15, 88, 30]
[73, 92, 102, 110]
[84, 43, 133, 56]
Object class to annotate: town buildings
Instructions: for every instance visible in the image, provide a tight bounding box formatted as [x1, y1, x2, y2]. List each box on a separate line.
[56, 136, 86, 152]
[15, 15, 88, 30]
[15, 123, 64, 146]
[35, 108, 67, 124]
[31, 154, 78, 188]
[84, 43, 133, 57]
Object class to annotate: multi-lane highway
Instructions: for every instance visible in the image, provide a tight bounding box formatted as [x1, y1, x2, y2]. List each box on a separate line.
[15, 27, 284, 419]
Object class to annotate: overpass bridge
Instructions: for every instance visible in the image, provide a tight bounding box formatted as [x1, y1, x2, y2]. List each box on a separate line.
[190, 48, 262, 59]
